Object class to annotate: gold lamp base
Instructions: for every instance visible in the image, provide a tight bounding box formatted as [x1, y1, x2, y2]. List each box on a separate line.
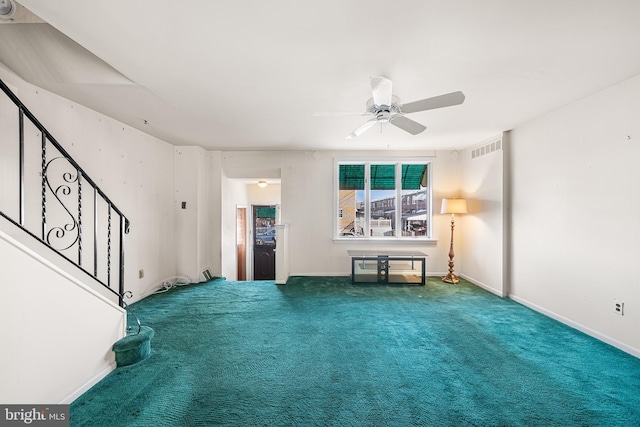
[442, 213, 460, 285]
[440, 198, 467, 286]
[441, 272, 460, 284]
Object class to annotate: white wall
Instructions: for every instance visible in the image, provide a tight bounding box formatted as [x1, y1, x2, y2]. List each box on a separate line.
[509, 74, 640, 355]
[174, 147, 225, 281]
[0, 230, 126, 404]
[220, 150, 462, 278]
[0, 64, 178, 303]
[246, 183, 281, 207]
[208, 151, 223, 278]
[460, 136, 505, 296]
[174, 146, 202, 281]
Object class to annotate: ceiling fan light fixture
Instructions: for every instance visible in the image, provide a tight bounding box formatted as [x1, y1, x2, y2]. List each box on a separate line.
[0, 0, 16, 20]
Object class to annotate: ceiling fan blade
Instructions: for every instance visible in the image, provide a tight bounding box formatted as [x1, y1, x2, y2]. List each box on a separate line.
[401, 91, 465, 114]
[346, 118, 378, 139]
[370, 76, 393, 107]
[389, 115, 427, 135]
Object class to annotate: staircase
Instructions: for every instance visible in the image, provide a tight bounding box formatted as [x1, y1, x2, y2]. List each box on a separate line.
[0, 78, 129, 306]
[0, 77, 131, 404]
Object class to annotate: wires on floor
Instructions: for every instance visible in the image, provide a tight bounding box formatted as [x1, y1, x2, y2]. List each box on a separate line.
[154, 275, 192, 294]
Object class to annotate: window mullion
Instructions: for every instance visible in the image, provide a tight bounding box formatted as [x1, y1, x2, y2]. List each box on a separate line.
[395, 163, 402, 238]
[364, 163, 370, 237]
[426, 164, 432, 238]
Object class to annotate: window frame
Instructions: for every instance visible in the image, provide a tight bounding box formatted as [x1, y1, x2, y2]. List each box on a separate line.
[333, 158, 434, 242]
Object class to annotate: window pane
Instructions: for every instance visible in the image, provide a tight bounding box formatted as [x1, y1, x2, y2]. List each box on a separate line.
[338, 164, 365, 236]
[401, 164, 428, 236]
[370, 164, 395, 236]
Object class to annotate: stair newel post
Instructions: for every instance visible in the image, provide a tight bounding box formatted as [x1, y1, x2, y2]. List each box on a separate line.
[118, 215, 129, 308]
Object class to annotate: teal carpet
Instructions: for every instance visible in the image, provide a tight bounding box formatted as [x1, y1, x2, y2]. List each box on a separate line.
[71, 277, 640, 426]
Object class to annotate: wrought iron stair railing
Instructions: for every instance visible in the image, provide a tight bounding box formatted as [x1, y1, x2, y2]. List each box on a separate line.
[0, 78, 129, 306]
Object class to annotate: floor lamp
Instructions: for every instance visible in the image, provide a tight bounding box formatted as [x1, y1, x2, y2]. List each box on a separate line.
[441, 198, 467, 284]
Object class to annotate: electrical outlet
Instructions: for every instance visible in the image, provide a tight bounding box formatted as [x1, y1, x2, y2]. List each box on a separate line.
[139, 269, 144, 279]
[613, 299, 624, 316]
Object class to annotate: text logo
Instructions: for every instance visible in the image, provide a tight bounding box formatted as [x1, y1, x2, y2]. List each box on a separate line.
[1, 405, 69, 426]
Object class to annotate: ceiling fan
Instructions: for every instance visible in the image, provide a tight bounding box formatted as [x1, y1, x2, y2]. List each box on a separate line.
[315, 76, 465, 139]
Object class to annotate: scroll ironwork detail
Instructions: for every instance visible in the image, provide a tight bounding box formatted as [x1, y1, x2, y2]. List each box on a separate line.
[43, 156, 80, 252]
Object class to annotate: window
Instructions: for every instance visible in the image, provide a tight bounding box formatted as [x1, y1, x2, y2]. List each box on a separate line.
[336, 160, 431, 239]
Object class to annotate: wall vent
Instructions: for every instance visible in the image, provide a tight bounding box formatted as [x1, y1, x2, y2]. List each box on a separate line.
[471, 137, 502, 159]
[200, 268, 213, 282]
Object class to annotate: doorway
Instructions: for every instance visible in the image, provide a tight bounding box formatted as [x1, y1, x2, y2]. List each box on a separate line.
[253, 205, 276, 280]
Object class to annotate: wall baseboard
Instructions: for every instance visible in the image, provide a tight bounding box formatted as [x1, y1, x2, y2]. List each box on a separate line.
[60, 362, 116, 404]
[455, 273, 639, 359]
[509, 294, 640, 359]
[289, 272, 350, 278]
[460, 274, 506, 297]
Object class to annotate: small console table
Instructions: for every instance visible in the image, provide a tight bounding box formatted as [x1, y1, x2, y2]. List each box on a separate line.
[348, 250, 427, 285]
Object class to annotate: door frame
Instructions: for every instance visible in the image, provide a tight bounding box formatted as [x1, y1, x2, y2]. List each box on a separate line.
[236, 205, 248, 280]
[251, 204, 278, 280]
[236, 205, 251, 281]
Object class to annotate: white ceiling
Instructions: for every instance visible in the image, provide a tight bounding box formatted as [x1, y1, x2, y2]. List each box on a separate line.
[5, 0, 640, 151]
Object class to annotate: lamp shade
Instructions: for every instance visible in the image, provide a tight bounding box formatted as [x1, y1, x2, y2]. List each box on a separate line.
[441, 198, 467, 214]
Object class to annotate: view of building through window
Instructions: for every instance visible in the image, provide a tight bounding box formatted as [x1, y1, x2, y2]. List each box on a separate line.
[337, 162, 430, 239]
